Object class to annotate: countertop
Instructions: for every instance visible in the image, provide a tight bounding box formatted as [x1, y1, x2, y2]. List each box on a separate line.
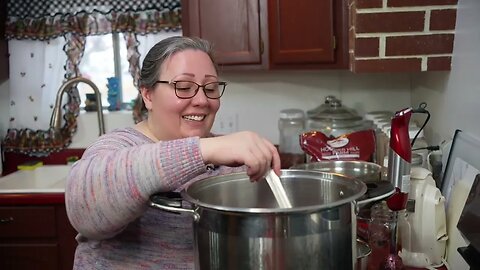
[0, 165, 70, 205]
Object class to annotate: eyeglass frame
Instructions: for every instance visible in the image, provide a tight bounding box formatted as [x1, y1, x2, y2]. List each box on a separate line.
[154, 80, 227, 99]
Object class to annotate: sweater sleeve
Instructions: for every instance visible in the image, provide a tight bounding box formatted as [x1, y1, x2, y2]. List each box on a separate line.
[65, 130, 206, 240]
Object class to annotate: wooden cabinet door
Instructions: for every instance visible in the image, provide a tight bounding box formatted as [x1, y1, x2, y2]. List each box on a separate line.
[182, 0, 264, 66]
[0, 243, 59, 270]
[268, 0, 347, 68]
[0, 205, 77, 270]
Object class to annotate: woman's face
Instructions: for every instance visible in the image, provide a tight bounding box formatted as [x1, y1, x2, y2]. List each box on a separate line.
[142, 49, 221, 140]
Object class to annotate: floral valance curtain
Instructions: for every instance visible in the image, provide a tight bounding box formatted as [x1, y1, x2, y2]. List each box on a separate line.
[6, 0, 181, 40]
[3, 0, 181, 156]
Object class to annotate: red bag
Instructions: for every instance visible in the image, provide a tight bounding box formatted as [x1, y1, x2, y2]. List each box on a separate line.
[300, 130, 376, 162]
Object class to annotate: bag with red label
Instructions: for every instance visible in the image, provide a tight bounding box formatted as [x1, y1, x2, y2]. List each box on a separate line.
[300, 129, 376, 162]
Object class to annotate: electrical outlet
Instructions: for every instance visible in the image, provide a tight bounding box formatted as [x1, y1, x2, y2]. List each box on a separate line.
[214, 113, 238, 135]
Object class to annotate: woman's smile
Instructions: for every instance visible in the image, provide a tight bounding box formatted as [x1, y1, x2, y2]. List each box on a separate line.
[182, 114, 206, 121]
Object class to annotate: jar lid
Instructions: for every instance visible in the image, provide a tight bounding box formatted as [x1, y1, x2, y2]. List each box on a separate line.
[309, 99, 362, 121]
[306, 95, 338, 117]
[280, 109, 305, 120]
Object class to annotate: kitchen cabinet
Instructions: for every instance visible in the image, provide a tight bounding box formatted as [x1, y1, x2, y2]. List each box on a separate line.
[0, 0, 9, 81]
[0, 204, 77, 270]
[181, 0, 348, 70]
[181, 0, 268, 69]
[267, 0, 348, 69]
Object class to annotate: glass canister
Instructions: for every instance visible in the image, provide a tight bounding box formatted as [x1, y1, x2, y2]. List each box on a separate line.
[367, 201, 408, 270]
[278, 109, 305, 168]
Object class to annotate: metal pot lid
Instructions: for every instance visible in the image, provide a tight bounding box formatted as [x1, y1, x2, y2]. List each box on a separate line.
[290, 161, 395, 205]
[309, 99, 362, 122]
[180, 169, 367, 213]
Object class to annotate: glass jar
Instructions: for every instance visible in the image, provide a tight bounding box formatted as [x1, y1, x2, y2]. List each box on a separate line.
[278, 109, 305, 168]
[367, 202, 396, 270]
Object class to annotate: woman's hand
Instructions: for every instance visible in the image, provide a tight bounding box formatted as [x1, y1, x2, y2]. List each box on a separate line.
[200, 131, 281, 181]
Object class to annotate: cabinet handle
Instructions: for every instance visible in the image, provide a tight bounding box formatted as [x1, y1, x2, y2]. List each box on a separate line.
[0, 217, 14, 224]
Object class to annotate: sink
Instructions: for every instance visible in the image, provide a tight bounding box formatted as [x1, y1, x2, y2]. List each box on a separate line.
[0, 165, 71, 193]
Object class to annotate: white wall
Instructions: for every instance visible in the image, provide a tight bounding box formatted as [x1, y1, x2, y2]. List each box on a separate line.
[411, 0, 480, 145]
[67, 70, 411, 147]
[218, 70, 411, 143]
[410, 1, 480, 268]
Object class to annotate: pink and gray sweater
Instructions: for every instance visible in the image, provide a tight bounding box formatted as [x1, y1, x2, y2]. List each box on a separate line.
[65, 127, 243, 269]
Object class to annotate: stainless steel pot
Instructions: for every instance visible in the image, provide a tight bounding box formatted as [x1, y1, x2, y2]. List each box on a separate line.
[149, 169, 367, 270]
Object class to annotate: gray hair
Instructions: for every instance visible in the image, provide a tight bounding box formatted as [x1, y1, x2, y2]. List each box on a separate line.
[139, 36, 217, 89]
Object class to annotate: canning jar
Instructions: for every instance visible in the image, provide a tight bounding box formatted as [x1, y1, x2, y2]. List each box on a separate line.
[367, 202, 411, 270]
[278, 109, 305, 168]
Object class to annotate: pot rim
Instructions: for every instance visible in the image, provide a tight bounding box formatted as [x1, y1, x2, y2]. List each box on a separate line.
[180, 170, 367, 214]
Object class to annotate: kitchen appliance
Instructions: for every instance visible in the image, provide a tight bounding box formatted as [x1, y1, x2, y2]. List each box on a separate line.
[456, 173, 480, 269]
[400, 167, 447, 268]
[149, 170, 367, 270]
[386, 107, 413, 212]
[438, 130, 480, 269]
[381, 107, 414, 270]
[381, 104, 431, 269]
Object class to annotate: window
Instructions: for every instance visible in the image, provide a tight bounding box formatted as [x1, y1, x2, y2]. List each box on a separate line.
[78, 32, 182, 110]
[78, 33, 137, 109]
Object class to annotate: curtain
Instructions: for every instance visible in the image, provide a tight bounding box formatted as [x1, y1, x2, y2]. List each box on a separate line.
[3, 0, 181, 155]
[126, 31, 181, 123]
[6, 0, 181, 40]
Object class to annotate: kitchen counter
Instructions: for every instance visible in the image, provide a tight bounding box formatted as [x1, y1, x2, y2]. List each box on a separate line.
[0, 165, 70, 205]
[0, 165, 77, 270]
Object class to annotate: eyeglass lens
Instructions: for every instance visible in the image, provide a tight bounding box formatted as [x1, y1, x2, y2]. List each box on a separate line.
[174, 81, 225, 99]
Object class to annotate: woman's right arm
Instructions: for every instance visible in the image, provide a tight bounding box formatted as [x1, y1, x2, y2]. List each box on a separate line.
[65, 132, 206, 240]
[200, 131, 281, 180]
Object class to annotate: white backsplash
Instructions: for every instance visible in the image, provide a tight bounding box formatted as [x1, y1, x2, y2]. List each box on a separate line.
[70, 70, 411, 148]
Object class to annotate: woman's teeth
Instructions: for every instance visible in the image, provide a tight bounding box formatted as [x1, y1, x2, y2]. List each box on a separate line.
[183, 115, 205, 121]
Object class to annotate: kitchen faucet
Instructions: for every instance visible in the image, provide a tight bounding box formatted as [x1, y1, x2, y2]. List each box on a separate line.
[50, 77, 106, 136]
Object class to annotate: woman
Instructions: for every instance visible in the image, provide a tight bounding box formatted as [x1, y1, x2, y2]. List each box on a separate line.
[65, 36, 281, 269]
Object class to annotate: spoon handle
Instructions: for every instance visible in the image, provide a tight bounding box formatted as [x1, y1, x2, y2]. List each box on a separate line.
[265, 170, 292, 208]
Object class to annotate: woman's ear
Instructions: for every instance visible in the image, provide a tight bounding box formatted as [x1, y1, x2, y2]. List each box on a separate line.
[140, 87, 153, 111]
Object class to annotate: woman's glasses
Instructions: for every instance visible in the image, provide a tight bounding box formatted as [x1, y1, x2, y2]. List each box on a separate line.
[155, 80, 227, 99]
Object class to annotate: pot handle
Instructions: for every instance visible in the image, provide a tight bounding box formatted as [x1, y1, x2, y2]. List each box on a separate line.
[148, 192, 199, 221]
[352, 200, 360, 216]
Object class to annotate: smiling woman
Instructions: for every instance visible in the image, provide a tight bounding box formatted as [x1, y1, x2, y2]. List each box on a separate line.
[65, 36, 281, 270]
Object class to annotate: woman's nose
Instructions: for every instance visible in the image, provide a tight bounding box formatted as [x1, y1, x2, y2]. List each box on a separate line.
[191, 87, 209, 105]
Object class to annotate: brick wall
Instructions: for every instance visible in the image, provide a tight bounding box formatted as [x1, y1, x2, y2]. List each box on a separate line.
[349, 0, 458, 72]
